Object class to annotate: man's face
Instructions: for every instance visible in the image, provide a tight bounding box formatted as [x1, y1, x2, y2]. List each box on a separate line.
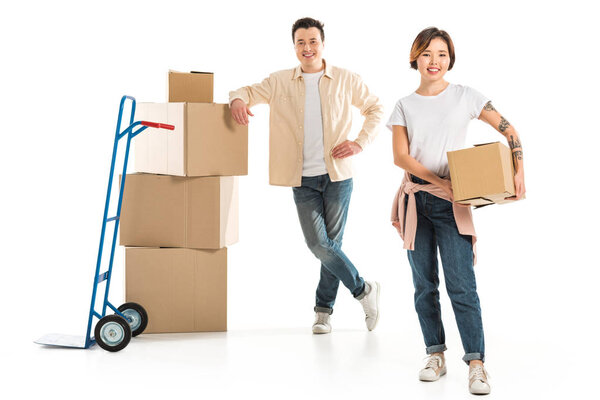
[294, 27, 324, 71]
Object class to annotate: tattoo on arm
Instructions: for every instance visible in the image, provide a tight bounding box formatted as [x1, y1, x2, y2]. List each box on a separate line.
[487, 104, 521, 164]
[513, 150, 523, 162]
[509, 135, 522, 150]
[485, 103, 520, 157]
[484, 101, 496, 111]
[485, 101, 511, 134]
[499, 116, 511, 133]
[510, 134, 523, 164]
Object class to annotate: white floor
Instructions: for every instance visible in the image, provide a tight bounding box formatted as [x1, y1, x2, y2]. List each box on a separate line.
[7, 321, 574, 400]
[5, 208, 586, 399]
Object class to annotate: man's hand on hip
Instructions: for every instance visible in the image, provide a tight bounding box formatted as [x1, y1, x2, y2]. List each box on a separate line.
[230, 99, 254, 125]
[331, 140, 363, 159]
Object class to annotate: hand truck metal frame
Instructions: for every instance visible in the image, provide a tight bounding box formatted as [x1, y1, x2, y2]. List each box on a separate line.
[36, 95, 174, 351]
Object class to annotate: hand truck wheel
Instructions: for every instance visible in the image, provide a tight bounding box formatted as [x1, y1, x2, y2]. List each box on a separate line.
[94, 315, 132, 352]
[117, 302, 149, 337]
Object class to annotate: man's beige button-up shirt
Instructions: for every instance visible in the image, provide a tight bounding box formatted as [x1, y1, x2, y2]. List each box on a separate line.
[229, 61, 384, 187]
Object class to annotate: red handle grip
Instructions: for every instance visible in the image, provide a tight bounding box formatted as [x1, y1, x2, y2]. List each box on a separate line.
[141, 121, 175, 130]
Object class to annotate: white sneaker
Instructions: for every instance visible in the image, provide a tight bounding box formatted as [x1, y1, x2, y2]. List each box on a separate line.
[469, 365, 491, 395]
[357, 281, 380, 331]
[419, 354, 447, 382]
[312, 312, 331, 334]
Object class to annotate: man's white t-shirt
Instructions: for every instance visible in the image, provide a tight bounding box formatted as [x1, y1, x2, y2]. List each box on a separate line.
[386, 84, 489, 177]
[302, 70, 328, 177]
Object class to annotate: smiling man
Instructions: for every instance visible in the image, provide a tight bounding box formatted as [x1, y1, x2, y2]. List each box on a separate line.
[229, 17, 383, 334]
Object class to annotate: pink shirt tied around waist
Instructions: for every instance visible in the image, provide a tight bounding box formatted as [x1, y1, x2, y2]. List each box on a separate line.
[391, 172, 478, 265]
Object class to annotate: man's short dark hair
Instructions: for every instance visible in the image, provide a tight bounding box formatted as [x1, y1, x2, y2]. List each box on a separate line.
[292, 17, 325, 43]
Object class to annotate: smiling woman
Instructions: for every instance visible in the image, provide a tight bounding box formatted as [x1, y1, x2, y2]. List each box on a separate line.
[387, 26, 527, 396]
[410, 27, 456, 71]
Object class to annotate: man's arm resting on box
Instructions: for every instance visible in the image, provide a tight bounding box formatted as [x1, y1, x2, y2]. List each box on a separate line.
[229, 76, 273, 126]
[478, 101, 526, 200]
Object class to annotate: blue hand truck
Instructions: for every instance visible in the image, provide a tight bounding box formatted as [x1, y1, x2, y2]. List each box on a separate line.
[35, 95, 174, 352]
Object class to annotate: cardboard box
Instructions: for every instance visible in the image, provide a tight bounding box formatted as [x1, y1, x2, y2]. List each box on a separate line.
[134, 102, 248, 177]
[120, 174, 238, 249]
[125, 247, 227, 333]
[447, 142, 516, 206]
[168, 70, 213, 103]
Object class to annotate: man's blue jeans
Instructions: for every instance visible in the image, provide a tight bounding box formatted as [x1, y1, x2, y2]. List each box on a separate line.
[406, 176, 485, 364]
[293, 174, 366, 314]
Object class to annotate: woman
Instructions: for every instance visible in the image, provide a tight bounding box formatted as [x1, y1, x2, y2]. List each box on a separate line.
[387, 27, 525, 395]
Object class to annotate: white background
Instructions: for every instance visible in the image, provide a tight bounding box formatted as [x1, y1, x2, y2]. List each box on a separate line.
[1, 0, 597, 398]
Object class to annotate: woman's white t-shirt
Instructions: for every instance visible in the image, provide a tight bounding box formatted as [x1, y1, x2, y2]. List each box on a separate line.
[386, 84, 489, 177]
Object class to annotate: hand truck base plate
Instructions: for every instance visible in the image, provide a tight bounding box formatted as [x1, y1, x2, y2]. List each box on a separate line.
[35, 333, 93, 349]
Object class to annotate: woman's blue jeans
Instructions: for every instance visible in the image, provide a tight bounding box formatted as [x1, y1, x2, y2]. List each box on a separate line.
[406, 176, 485, 364]
[293, 174, 365, 314]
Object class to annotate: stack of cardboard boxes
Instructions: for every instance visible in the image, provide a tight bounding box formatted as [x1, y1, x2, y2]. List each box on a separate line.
[120, 71, 248, 333]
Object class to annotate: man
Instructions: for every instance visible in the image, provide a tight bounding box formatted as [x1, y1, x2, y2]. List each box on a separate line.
[229, 17, 383, 334]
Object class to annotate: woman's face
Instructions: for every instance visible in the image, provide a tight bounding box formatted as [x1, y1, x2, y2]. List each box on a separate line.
[416, 37, 450, 82]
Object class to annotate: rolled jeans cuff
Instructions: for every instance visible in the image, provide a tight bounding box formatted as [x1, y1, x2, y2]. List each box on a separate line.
[314, 306, 333, 315]
[462, 352, 485, 364]
[426, 344, 448, 354]
[354, 282, 368, 300]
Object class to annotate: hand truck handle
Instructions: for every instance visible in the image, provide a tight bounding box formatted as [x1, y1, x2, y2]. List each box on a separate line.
[140, 121, 175, 130]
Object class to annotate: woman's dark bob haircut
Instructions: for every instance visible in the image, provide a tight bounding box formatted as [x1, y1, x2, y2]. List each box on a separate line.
[410, 27, 455, 70]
